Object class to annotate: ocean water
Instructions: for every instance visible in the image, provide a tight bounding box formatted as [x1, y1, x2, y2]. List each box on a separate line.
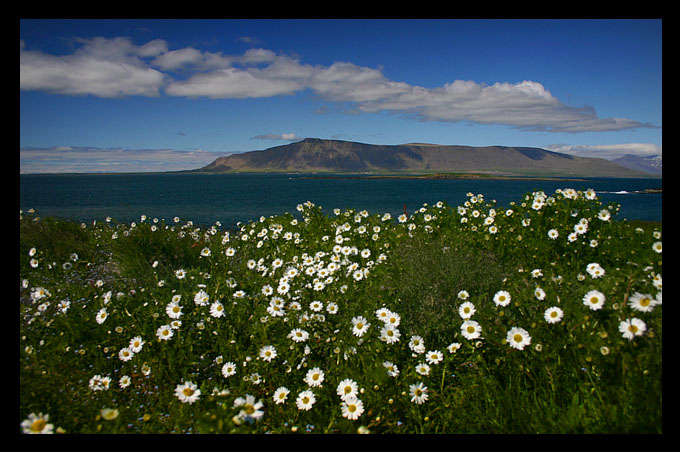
[19, 173, 662, 228]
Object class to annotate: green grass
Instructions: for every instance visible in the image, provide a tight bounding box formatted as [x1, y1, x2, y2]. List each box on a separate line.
[19, 190, 662, 434]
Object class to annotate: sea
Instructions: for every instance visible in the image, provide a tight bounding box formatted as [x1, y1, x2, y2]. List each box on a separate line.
[19, 173, 662, 229]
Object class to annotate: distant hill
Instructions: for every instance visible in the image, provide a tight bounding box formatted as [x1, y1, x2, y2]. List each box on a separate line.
[611, 154, 662, 176]
[199, 138, 655, 178]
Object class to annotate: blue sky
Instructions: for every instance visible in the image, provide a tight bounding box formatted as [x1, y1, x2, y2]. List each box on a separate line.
[20, 19, 662, 173]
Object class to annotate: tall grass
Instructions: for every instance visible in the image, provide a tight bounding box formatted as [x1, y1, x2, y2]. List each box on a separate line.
[19, 189, 662, 434]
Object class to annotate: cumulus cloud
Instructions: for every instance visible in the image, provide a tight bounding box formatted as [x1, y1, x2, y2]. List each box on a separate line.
[544, 143, 662, 160]
[20, 146, 230, 173]
[20, 36, 656, 133]
[20, 37, 167, 98]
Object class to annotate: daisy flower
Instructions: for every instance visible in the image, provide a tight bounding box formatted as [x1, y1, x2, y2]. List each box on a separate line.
[506, 327, 532, 350]
[383, 361, 400, 377]
[447, 342, 462, 353]
[288, 328, 309, 343]
[379, 324, 401, 344]
[458, 301, 476, 319]
[95, 308, 108, 325]
[351, 316, 371, 337]
[586, 263, 605, 279]
[547, 229, 559, 240]
[425, 350, 444, 365]
[493, 290, 511, 307]
[628, 292, 657, 313]
[200, 247, 211, 257]
[259, 345, 277, 362]
[209, 301, 225, 318]
[544, 307, 564, 324]
[194, 289, 210, 306]
[118, 347, 134, 362]
[408, 335, 426, 354]
[375, 307, 391, 322]
[409, 382, 429, 405]
[174, 381, 201, 404]
[221, 362, 237, 378]
[534, 287, 546, 301]
[619, 318, 647, 340]
[415, 362, 431, 376]
[309, 300, 323, 312]
[175, 269, 186, 279]
[156, 325, 174, 341]
[652, 241, 662, 253]
[273, 387, 290, 405]
[119, 375, 131, 389]
[21, 413, 54, 434]
[457, 290, 470, 300]
[234, 394, 264, 422]
[341, 396, 365, 420]
[304, 367, 325, 387]
[461, 320, 482, 340]
[583, 290, 606, 311]
[296, 390, 316, 411]
[336, 378, 359, 401]
[129, 336, 144, 353]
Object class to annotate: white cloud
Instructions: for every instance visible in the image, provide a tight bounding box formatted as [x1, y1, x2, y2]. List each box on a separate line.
[544, 143, 662, 160]
[20, 36, 656, 133]
[20, 37, 167, 97]
[20, 146, 230, 173]
[252, 133, 302, 141]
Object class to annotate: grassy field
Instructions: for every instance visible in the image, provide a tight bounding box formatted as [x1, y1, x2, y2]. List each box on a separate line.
[19, 188, 662, 434]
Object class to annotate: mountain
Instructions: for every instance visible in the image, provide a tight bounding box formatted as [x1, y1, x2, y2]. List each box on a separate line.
[611, 154, 662, 176]
[199, 138, 654, 178]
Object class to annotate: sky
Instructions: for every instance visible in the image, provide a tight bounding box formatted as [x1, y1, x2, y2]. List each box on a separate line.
[19, 18, 662, 173]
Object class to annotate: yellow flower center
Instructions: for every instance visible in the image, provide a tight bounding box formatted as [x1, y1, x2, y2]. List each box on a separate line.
[467, 326, 475, 334]
[243, 404, 255, 415]
[513, 334, 523, 343]
[31, 419, 46, 432]
[640, 297, 651, 307]
[628, 324, 638, 333]
[183, 388, 194, 397]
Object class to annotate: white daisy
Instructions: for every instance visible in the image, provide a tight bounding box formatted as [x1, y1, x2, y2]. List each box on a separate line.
[341, 396, 365, 420]
[156, 325, 174, 341]
[209, 301, 225, 318]
[461, 320, 482, 340]
[383, 361, 400, 377]
[493, 290, 511, 307]
[379, 324, 401, 344]
[544, 306, 564, 324]
[583, 290, 606, 311]
[296, 390, 316, 411]
[175, 381, 201, 404]
[409, 382, 429, 405]
[458, 301, 476, 319]
[408, 335, 426, 354]
[221, 362, 237, 378]
[336, 378, 359, 401]
[619, 318, 647, 340]
[351, 316, 371, 337]
[628, 292, 657, 313]
[259, 345, 277, 362]
[506, 327, 532, 350]
[288, 328, 309, 343]
[304, 367, 325, 388]
[273, 387, 290, 405]
[425, 350, 444, 365]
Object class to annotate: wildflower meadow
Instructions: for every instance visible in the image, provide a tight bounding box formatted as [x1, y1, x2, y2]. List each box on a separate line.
[19, 188, 662, 434]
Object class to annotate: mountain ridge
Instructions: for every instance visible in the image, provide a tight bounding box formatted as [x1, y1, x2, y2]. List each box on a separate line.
[199, 138, 656, 178]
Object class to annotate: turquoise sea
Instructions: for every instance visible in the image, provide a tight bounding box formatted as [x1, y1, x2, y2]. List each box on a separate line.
[19, 173, 662, 228]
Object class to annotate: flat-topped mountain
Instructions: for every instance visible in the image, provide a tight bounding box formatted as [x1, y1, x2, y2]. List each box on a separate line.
[199, 138, 654, 178]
